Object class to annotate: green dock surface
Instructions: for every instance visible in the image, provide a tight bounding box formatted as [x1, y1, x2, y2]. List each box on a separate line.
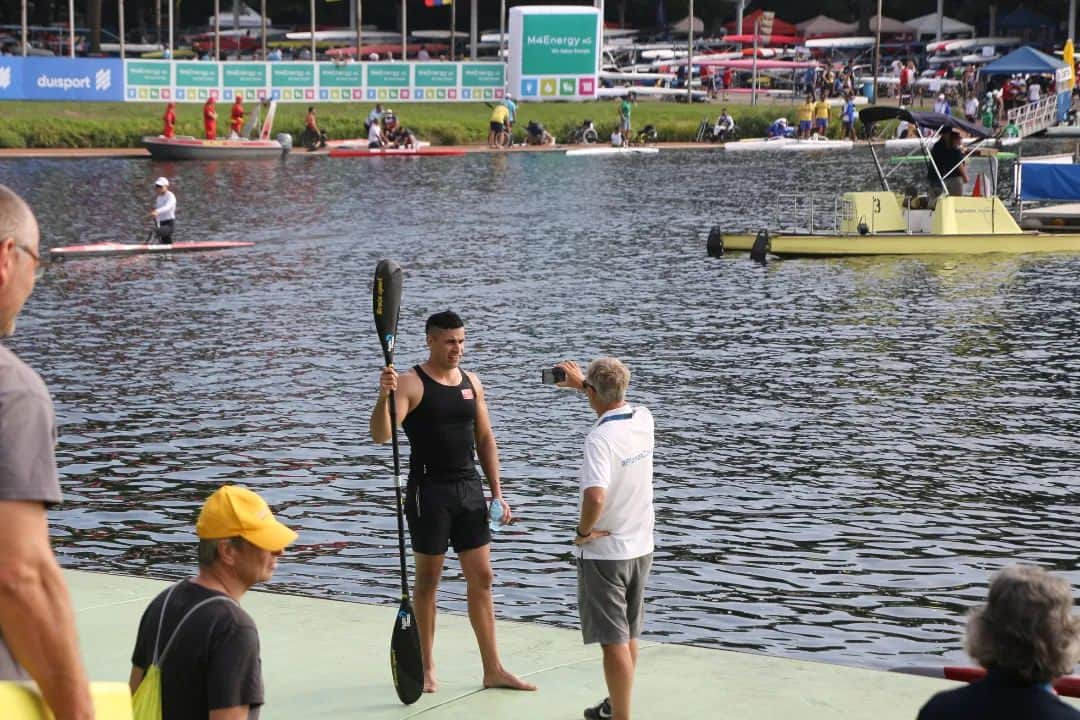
[66, 570, 980, 719]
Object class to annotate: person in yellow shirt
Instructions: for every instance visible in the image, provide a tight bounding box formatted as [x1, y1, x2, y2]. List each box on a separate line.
[488, 103, 510, 148]
[813, 94, 831, 137]
[796, 96, 814, 139]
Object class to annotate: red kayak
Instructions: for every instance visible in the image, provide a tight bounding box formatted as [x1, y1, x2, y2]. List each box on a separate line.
[50, 241, 255, 259]
[328, 146, 466, 158]
[893, 667, 1080, 698]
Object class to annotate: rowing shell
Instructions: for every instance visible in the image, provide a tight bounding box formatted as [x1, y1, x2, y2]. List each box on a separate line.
[328, 147, 466, 158]
[564, 147, 660, 157]
[50, 241, 255, 259]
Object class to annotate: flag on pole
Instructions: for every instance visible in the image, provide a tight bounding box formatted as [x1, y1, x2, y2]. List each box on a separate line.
[425, 0, 451, 6]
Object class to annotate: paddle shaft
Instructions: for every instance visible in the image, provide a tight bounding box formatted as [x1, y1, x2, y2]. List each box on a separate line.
[382, 358, 409, 600]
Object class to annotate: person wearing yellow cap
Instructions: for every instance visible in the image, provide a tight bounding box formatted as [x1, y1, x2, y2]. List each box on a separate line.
[128, 485, 297, 719]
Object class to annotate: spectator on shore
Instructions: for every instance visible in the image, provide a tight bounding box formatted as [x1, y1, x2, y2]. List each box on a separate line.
[916, 565, 1080, 720]
[963, 94, 979, 123]
[129, 485, 298, 720]
[841, 94, 857, 141]
[813, 93, 830, 136]
[797, 95, 814, 139]
[933, 93, 951, 116]
[0, 184, 94, 720]
[418, 45, 430, 61]
[1028, 79, 1041, 103]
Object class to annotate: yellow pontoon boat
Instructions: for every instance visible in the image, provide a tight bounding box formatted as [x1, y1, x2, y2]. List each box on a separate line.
[708, 107, 1080, 260]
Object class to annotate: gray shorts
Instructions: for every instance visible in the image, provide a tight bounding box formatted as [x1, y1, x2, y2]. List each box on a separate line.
[577, 553, 652, 645]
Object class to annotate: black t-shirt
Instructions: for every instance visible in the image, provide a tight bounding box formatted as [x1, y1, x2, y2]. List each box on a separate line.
[929, 138, 966, 181]
[917, 673, 1080, 720]
[132, 580, 264, 720]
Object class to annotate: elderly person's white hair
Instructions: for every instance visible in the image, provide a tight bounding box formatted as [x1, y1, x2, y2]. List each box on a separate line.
[965, 564, 1080, 684]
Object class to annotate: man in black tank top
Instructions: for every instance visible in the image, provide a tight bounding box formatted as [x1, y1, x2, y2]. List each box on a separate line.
[370, 310, 535, 695]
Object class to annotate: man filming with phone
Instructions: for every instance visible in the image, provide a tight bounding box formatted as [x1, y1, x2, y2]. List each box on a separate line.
[370, 310, 535, 695]
[552, 358, 655, 720]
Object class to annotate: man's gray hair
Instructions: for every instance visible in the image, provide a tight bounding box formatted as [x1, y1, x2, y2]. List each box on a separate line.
[197, 537, 246, 567]
[586, 357, 630, 405]
[965, 564, 1080, 684]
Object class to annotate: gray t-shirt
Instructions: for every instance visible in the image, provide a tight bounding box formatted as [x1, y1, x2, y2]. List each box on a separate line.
[0, 343, 62, 680]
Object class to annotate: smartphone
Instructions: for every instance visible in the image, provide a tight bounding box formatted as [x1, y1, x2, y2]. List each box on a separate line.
[541, 367, 567, 385]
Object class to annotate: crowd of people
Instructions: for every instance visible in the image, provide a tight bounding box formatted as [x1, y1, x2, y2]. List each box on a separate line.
[1, 183, 1080, 720]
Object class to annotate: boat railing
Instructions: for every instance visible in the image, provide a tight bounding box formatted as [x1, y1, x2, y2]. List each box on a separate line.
[775, 193, 848, 234]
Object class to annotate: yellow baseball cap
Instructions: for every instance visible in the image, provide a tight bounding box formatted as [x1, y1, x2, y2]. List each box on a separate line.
[196, 485, 298, 552]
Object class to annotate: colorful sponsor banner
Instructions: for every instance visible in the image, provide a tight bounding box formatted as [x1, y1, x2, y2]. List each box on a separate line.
[318, 64, 364, 101]
[0, 59, 504, 102]
[0, 57, 124, 101]
[508, 6, 600, 102]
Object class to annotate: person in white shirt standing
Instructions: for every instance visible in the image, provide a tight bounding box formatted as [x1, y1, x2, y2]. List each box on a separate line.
[556, 357, 655, 720]
[150, 176, 176, 244]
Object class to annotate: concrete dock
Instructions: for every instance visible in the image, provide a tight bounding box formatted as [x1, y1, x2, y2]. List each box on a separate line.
[60, 569, 1006, 720]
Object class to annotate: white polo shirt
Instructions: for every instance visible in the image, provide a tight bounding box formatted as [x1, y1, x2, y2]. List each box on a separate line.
[578, 404, 655, 561]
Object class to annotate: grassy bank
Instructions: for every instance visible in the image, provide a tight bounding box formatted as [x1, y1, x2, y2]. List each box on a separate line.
[0, 98, 814, 148]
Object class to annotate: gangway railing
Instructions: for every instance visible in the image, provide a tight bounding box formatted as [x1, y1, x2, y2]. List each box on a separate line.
[775, 193, 850, 234]
[1007, 96, 1058, 137]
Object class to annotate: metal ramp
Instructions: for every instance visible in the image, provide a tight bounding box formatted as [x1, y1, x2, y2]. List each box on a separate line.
[1007, 96, 1058, 137]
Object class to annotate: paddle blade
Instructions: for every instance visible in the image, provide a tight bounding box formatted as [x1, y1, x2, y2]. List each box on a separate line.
[373, 259, 403, 365]
[390, 598, 424, 705]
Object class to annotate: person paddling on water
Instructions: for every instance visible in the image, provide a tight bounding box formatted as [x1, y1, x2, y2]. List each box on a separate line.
[150, 177, 176, 244]
[203, 96, 218, 140]
[370, 311, 536, 695]
[162, 102, 176, 139]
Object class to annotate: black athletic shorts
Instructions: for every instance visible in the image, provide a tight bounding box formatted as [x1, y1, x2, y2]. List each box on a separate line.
[404, 475, 490, 555]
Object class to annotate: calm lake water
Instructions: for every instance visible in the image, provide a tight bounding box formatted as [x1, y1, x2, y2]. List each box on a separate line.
[0, 145, 1077, 672]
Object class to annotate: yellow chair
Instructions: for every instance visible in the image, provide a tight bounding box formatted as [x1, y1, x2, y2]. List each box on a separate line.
[0, 682, 132, 720]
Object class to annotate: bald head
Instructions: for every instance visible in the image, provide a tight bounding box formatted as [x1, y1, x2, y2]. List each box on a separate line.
[0, 185, 39, 253]
[0, 185, 41, 337]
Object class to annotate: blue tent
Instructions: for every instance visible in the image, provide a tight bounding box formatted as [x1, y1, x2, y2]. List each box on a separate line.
[980, 46, 1070, 122]
[980, 45, 1065, 76]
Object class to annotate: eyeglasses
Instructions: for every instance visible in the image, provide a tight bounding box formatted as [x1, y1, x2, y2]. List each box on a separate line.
[582, 380, 594, 393]
[15, 244, 46, 280]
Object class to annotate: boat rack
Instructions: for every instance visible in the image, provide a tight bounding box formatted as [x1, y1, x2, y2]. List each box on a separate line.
[774, 193, 851, 234]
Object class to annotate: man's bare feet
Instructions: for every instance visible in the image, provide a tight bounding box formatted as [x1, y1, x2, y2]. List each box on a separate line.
[482, 667, 537, 691]
[423, 669, 438, 694]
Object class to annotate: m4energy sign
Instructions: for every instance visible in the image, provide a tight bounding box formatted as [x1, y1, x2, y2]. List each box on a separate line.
[508, 5, 600, 102]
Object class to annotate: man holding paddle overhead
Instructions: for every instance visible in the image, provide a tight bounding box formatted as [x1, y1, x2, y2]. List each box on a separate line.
[370, 310, 535, 695]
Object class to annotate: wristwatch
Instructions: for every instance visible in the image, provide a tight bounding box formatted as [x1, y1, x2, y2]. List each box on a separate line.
[575, 526, 590, 538]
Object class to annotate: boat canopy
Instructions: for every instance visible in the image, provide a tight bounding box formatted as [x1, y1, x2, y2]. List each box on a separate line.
[857, 106, 990, 138]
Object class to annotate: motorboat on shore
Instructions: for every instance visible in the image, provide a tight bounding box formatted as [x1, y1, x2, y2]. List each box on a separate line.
[708, 106, 1080, 259]
[142, 100, 292, 161]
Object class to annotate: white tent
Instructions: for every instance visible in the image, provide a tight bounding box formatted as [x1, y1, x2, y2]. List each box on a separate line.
[906, 13, 975, 39]
[869, 16, 915, 35]
[796, 15, 858, 37]
[671, 16, 705, 34]
[207, 3, 269, 28]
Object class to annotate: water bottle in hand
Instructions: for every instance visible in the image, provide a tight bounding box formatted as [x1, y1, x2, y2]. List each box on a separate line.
[488, 498, 505, 532]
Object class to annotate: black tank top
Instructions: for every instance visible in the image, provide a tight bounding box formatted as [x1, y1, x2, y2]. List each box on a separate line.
[401, 365, 478, 483]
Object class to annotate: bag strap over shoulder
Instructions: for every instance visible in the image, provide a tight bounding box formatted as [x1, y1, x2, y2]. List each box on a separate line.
[152, 582, 239, 666]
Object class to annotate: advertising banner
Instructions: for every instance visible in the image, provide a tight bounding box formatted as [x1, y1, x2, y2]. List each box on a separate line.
[0, 57, 124, 101]
[0, 58, 504, 103]
[125, 61, 172, 101]
[223, 63, 268, 101]
[319, 64, 364, 101]
[0, 58, 26, 101]
[508, 5, 600, 102]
